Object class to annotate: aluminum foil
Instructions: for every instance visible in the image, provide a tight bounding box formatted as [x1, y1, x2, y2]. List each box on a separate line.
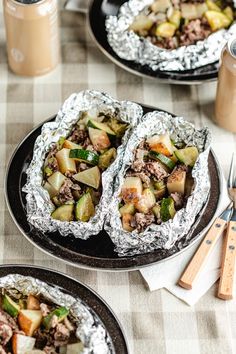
[105, 0, 236, 71]
[23, 90, 143, 239]
[105, 111, 211, 256]
[0, 274, 113, 353]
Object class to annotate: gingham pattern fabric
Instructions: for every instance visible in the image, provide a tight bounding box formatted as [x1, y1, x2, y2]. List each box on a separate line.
[1, 2, 236, 353]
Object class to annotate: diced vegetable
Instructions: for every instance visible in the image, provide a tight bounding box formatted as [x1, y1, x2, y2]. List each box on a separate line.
[27, 295, 40, 310]
[205, 10, 232, 31]
[119, 203, 136, 216]
[73, 166, 101, 189]
[88, 127, 111, 151]
[156, 22, 176, 38]
[63, 140, 82, 150]
[87, 119, 116, 136]
[47, 171, 66, 192]
[168, 10, 181, 28]
[122, 214, 134, 232]
[147, 134, 173, 156]
[149, 151, 176, 170]
[153, 185, 166, 200]
[69, 148, 99, 165]
[154, 180, 165, 190]
[206, 0, 221, 12]
[107, 118, 128, 138]
[160, 197, 176, 222]
[12, 334, 36, 354]
[2, 294, 20, 317]
[181, 3, 207, 19]
[152, 204, 161, 219]
[43, 307, 69, 329]
[66, 343, 84, 354]
[135, 188, 156, 214]
[56, 148, 77, 174]
[129, 14, 153, 32]
[43, 181, 58, 199]
[151, 0, 171, 13]
[75, 193, 95, 222]
[51, 204, 74, 222]
[223, 6, 233, 21]
[25, 351, 45, 354]
[196, 3, 208, 17]
[18, 310, 43, 336]
[98, 148, 117, 170]
[43, 165, 53, 178]
[167, 168, 186, 194]
[174, 146, 199, 167]
[121, 177, 143, 203]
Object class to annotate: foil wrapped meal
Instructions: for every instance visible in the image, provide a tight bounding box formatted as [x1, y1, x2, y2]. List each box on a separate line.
[105, 0, 236, 71]
[105, 111, 211, 257]
[23, 90, 142, 240]
[0, 274, 113, 353]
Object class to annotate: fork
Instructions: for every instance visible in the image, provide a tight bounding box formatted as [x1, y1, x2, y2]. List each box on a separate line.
[218, 154, 236, 300]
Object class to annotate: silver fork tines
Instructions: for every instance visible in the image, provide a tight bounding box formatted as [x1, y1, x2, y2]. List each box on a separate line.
[228, 153, 236, 189]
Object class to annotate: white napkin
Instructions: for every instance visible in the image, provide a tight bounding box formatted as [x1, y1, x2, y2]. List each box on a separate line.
[140, 173, 230, 306]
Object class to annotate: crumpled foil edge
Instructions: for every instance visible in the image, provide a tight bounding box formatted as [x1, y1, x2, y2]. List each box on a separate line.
[22, 90, 143, 240]
[0, 274, 114, 354]
[105, 111, 211, 257]
[105, 0, 236, 71]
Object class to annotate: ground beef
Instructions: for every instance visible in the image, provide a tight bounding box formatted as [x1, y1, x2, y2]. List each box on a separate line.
[68, 127, 88, 143]
[64, 317, 75, 332]
[131, 159, 146, 173]
[170, 192, 184, 209]
[46, 144, 58, 160]
[54, 323, 70, 347]
[0, 322, 12, 346]
[82, 138, 93, 149]
[145, 161, 169, 180]
[86, 144, 96, 152]
[58, 179, 74, 204]
[34, 328, 52, 348]
[131, 212, 155, 232]
[40, 303, 50, 317]
[43, 346, 57, 354]
[50, 315, 59, 329]
[180, 18, 211, 46]
[126, 170, 151, 187]
[0, 310, 18, 331]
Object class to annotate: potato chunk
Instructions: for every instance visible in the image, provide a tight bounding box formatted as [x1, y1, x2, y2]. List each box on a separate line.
[167, 168, 186, 194]
[121, 177, 142, 203]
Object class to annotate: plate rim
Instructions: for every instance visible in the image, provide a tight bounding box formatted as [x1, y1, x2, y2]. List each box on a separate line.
[87, 0, 218, 85]
[0, 263, 129, 354]
[4, 106, 223, 272]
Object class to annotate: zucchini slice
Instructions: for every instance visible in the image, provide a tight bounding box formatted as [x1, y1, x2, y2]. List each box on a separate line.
[88, 127, 111, 151]
[119, 203, 136, 216]
[63, 140, 82, 150]
[75, 193, 95, 222]
[51, 204, 74, 221]
[2, 295, 20, 317]
[73, 166, 101, 189]
[149, 151, 176, 170]
[43, 307, 69, 329]
[87, 119, 116, 136]
[160, 197, 176, 222]
[174, 146, 199, 167]
[69, 149, 99, 165]
[98, 148, 117, 169]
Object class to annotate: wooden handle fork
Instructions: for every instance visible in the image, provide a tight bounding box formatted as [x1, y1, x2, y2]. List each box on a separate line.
[178, 217, 227, 290]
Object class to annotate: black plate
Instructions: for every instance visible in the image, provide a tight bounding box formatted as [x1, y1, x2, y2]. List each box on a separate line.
[88, 0, 219, 84]
[0, 264, 128, 353]
[5, 104, 221, 271]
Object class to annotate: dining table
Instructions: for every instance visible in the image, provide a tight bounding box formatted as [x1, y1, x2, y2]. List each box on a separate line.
[1, 1, 236, 353]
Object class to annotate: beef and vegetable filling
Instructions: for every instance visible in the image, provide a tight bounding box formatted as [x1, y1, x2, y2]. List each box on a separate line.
[0, 290, 83, 353]
[129, 0, 235, 49]
[119, 133, 199, 232]
[43, 111, 128, 223]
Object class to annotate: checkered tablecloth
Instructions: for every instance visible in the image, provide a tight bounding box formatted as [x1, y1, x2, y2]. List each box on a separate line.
[1, 1, 236, 353]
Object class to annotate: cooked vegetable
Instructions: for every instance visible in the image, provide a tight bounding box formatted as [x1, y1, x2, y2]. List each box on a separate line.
[152, 204, 161, 219]
[160, 197, 176, 222]
[205, 10, 231, 31]
[135, 188, 156, 213]
[149, 151, 176, 170]
[154, 180, 166, 190]
[168, 10, 181, 28]
[66, 343, 84, 354]
[174, 146, 199, 167]
[147, 134, 173, 156]
[181, 3, 198, 19]
[196, 3, 208, 17]
[51, 204, 74, 222]
[69, 148, 99, 165]
[156, 22, 176, 37]
[43, 306, 69, 329]
[12, 333, 36, 354]
[43, 165, 53, 178]
[119, 203, 136, 216]
[153, 186, 166, 200]
[2, 294, 20, 317]
[43, 181, 58, 199]
[107, 117, 128, 137]
[98, 148, 117, 169]
[223, 6, 233, 20]
[167, 168, 186, 194]
[75, 193, 95, 222]
[88, 127, 111, 151]
[27, 295, 40, 311]
[121, 176, 143, 203]
[63, 140, 82, 149]
[47, 171, 66, 192]
[122, 214, 134, 232]
[87, 119, 116, 136]
[151, 0, 171, 13]
[73, 166, 101, 189]
[18, 310, 43, 336]
[129, 14, 153, 31]
[55, 148, 77, 174]
[206, 0, 221, 12]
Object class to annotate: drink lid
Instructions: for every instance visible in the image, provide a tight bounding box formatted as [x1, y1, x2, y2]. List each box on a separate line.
[227, 37, 236, 59]
[14, 0, 42, 3]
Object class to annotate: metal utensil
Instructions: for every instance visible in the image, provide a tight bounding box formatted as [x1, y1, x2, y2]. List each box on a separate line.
[218, 154, 236, 299]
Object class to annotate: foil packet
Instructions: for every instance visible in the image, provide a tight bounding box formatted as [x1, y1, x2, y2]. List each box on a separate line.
[0, 274, 113, 353]
[105, 0, 236, 71]
[105, 111, 211, 256]
[23, 90, 143, 239]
